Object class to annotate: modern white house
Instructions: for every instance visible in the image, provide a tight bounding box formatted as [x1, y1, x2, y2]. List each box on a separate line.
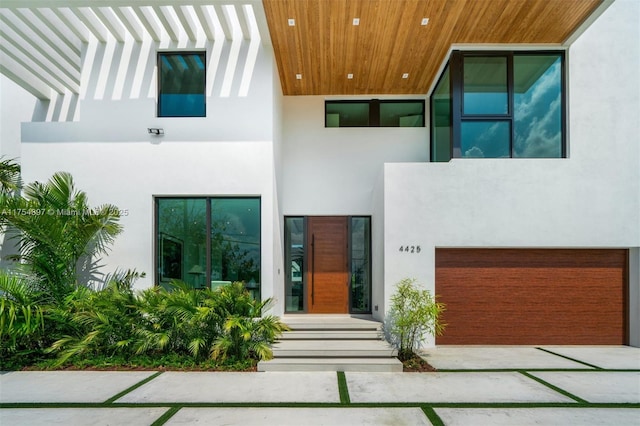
[1, 0, 638, 349]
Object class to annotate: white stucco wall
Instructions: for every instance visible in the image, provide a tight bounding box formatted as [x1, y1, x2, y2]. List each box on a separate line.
[383, 0, 640, 345]
[281, 96, 428, 216]
[17, 40, 280, 304]
[281, 95, 429, 314]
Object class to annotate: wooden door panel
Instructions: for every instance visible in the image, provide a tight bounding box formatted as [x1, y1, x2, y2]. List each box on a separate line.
[307, 217, 349, 313]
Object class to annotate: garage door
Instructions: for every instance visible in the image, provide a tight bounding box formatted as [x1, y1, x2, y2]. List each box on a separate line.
[435, 249, 627, 345]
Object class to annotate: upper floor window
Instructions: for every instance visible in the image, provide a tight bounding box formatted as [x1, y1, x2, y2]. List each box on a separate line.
[158, 52, 206, 117]
[326, 100, 424, 127]
[431, 51, 565, 161]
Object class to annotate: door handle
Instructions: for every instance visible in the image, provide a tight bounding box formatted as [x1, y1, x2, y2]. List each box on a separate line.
[311, 233, 315, 305]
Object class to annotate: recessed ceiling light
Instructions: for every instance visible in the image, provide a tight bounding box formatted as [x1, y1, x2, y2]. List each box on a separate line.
[347, 73, 353, 79]
[353, 18, 360, 26]
[421, 18, 429, 26]
[402, 73, 409, 79]
[295, 74, 302, 80]
[288, 18, 295, 26]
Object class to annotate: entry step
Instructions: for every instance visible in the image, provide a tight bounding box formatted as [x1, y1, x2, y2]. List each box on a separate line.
[272, 339, 397, 358]
[258, 357, 403, 372]
[280, 330, 382, 340]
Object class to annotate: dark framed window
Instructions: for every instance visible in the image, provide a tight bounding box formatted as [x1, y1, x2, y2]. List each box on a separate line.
[326, 100, 424, 127]
[431, 51, 565, 161]
[155, 197, 260, 299]
[158, 52, 206, 117]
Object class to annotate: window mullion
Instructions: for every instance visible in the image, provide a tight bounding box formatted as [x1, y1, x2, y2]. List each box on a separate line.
[508, 53, 515, 158]
[451, 51, 462, 158]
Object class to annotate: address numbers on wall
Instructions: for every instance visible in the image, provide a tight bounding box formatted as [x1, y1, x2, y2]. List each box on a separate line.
[399, 245, 421, 253]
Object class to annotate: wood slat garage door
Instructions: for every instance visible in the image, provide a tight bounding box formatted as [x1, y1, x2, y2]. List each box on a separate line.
[435, 249, 627, 345]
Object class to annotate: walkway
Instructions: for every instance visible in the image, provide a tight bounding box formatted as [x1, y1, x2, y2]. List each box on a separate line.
[1, 346, 638, 425]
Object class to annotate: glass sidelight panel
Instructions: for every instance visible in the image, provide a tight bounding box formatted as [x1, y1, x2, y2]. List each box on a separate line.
[285, 217, 305, 312]
[431, 65, 451, 162]
[350, 217, 371, 313]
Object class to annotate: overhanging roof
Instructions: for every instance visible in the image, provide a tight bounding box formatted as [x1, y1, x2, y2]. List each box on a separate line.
[263, 0, 606, 95]
[0, 0, 608, 101]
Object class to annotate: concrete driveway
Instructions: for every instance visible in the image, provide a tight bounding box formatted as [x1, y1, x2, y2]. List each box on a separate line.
[1, 346, 638, 425]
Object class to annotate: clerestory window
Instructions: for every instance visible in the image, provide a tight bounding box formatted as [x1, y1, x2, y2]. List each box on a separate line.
[431, 51, 565, 161]
[157, 52, 206, 117]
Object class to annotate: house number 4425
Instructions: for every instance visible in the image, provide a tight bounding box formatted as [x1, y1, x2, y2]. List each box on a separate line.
[399, 245, 421, 253]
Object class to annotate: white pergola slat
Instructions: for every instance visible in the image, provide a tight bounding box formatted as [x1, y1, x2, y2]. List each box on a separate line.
[94, 6, 128, 42]
[54, 7, 90, 43]
[13, 8, 80, 72]
[32, 8, 82, 56]
[113, 7, 145, 42]
[0, 1, 270, 109]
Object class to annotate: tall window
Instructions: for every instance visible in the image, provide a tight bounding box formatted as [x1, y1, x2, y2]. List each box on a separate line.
[158, 52, 206, 117]
[156, 197, 260, 299]
[431, 51, 565, 161]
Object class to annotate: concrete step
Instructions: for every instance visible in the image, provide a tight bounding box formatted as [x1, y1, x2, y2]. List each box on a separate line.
[281, 315, 382, 331]
[272, 339, 397, 358]
[257, 357, 403, 372]
[279, 330, 382, 340]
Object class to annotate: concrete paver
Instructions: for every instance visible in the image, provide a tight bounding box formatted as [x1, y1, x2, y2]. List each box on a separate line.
[539, 346, 640, 370]
[435, 408, 640, 426]
[418, 346, 589, 370]
[530, 371, 640, 403]
[0, 408, 168, 426]
[0, 371, 156, 403]
[2, 347, 638, 425]
[165, 407, 430, 426]
[117, 371, 340, 403]
[346, 372, 574, 403]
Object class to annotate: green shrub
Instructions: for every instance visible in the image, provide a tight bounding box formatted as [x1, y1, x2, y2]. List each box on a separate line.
[49, 281, 288, 368]
[385, 278, 446, 361]
[211, 284, 288, 362]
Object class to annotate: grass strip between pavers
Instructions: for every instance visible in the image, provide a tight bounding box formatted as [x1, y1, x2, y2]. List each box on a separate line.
[535, 347, 603, 370]
[103, 371, 163, 404]
[337, 371, 350, 404]
[520, 371, 589, 404]
[151, 406, 181, 426]
[422, 406, 444, 426]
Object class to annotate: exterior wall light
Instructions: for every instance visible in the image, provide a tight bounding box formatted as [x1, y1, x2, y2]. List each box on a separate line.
[148, 128, 164, 135]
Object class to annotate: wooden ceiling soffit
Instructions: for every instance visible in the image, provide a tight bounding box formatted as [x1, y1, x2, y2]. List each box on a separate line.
[263, 0, 604, 96]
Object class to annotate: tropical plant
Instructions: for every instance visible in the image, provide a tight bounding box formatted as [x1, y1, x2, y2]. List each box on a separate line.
[0, 272, 45, 362]
[3, 172, 122, 303]
[385, 278, 446, 361]
[211, 283, 288, 362]
[49, 280, 287, 367]
[0, 157, 21, 196]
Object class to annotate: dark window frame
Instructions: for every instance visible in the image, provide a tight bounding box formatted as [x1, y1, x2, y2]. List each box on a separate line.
[431, 50, 566, 160]
[325, 99, 425, 127]
[154, 196, 261, 298]
[283, 215, 372, 314]
[157, 51, 206, 118]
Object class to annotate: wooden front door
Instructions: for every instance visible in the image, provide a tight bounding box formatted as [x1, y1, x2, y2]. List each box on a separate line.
[306, 217, 349, 313]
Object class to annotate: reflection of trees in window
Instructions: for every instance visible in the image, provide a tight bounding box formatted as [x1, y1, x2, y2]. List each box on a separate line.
[156, 198, 260, 297]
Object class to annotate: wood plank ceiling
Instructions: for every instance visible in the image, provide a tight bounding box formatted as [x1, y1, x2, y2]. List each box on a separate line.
[263, 0, 603, 96]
